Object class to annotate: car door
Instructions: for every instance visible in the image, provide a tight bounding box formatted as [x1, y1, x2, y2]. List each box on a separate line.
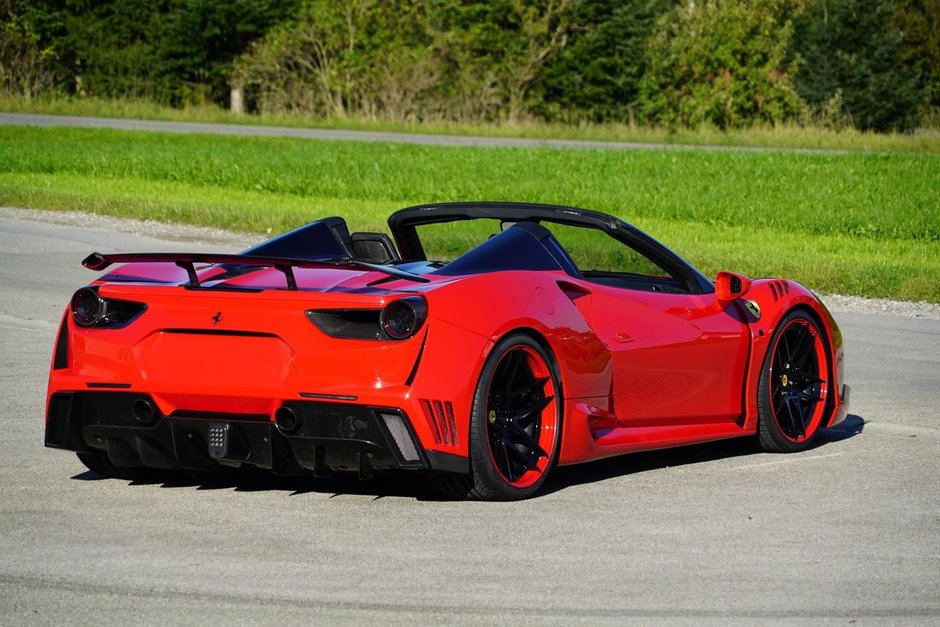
[541, 221, 750, 428]
[586, 286, 749, 427]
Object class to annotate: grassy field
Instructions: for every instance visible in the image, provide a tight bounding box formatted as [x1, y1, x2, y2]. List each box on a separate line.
[0, 125, 937, 302]
[3, 94, 940, 154]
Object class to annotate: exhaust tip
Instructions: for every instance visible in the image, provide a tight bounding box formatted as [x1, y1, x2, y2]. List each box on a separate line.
[275, 406, 301, 434]
[132, 399, 157, 425]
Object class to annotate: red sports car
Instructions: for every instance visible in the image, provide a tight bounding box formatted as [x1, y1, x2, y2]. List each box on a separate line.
[45, 203, 849, 500]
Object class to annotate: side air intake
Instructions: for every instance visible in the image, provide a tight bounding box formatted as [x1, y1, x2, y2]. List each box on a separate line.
[420, 399, 458, 446]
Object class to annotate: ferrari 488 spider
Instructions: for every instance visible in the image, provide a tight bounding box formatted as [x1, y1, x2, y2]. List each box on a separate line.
[45, 202, 849, 500]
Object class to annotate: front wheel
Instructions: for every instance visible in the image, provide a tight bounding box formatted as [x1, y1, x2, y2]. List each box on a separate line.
[434, 333, 562, 501]
[758, 311, 831, 453]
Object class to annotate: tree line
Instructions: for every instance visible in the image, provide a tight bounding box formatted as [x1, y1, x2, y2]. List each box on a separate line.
[1, 0, 936, 132]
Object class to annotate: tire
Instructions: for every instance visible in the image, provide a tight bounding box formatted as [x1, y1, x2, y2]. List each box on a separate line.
[76, 451, 149, 481]
[433, 333, 563, 501]
[758, 310, 832, 453]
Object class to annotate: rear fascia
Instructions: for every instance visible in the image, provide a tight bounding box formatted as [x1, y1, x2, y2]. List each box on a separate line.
[45, 281, 479, 473]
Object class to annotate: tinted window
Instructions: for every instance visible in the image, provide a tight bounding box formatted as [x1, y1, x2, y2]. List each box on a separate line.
[416, 219, 503, 262]
[541, 223, 669, 277]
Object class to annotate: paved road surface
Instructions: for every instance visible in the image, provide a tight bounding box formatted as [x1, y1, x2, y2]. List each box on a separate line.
[0, 211, 937, 624]
[0, 111, 838, 154]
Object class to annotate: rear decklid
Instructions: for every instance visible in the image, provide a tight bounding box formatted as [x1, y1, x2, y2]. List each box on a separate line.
[68, 256, 435, 416]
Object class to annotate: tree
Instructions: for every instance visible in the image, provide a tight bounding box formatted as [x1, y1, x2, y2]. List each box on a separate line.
[640, 0, 806, 129]
[420, 0, 573, 122]
[0, 0, 58, 97]
[535, 0, 673, 124]
[233, 1, 437, 119]
[792, 0, 930, 131]
[157, 0, 301, 105]
[1, 0, 298, 105]
[895, 0, 940, 124]
[234, 0, 573, 123]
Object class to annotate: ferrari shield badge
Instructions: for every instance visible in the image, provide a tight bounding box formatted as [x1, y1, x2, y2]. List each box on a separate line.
[743, 300, 761, 320]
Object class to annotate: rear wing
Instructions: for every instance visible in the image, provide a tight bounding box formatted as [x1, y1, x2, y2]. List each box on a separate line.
[82, 252, 429, 289]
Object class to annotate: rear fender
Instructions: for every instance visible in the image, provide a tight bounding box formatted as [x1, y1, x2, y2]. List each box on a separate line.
[426, 271, 612, 402]
[418, 271, 613, 462]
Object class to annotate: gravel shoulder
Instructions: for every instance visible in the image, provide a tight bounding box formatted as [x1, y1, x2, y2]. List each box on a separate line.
[4, 205, 936, 320]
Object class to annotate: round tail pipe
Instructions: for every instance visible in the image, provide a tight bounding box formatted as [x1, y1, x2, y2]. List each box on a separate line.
[132, 399, 157, 426]
[275, 406, 302, 434]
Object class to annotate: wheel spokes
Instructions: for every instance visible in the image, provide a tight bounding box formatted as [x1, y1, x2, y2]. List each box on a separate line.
[771, 319, 828, 441]
[504, 417, 549, 459]
[786, 326, 811, 365]
[498, 349, 524, 399]
[503, 377, 549, 403]
[789, 366, 824, 384]
[486, 347, 555, 484]
[510, 394, 553, 427]
[491, 433, 517, 481]
[782, 393, 805, 437]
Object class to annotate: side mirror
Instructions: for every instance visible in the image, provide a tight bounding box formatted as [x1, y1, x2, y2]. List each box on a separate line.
[715, 271, 751, 305]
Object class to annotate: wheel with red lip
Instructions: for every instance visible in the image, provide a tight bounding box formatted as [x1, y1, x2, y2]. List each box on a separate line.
[758, 311, 831, 452]
[432, 333, 562, 501]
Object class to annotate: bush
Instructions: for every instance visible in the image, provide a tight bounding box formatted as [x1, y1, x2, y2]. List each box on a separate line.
[234, 0, 573, 123]
[792, 0, 930, 132]
[640, 0, 806, 129]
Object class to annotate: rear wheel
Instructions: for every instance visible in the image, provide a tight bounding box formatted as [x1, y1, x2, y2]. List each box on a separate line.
[758, 311, 831, 452]
[433, 333, 562, 501]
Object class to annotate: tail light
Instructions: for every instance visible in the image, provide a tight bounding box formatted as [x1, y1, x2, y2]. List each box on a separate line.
[70, 287, 147, 328]
[380, 297, 427, 340]
[306, 296, 427, 341]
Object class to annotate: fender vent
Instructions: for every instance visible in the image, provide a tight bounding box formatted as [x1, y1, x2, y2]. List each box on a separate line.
[420, 399, 458, 446]
[769, 280, 790, 301]
[53, 321, 69, 370]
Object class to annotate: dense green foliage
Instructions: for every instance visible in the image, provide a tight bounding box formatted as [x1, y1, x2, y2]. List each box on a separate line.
[896, 0, 940, 121]
[792, 0, 931, 131]
[1, 0, 936, 130]
[640, 0, 805, 129]
[2, 0, 300, 104]
[232, 0, 572, 122]
[1, 126, 937, 300]
[533, 1, 671, 123]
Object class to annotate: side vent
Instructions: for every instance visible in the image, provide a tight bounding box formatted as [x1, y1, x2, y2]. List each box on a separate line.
[557, 280, 591, 302]
[420, 399, 458, 446]
[53, 321, 69, 370]
[769, 280, 790, 301]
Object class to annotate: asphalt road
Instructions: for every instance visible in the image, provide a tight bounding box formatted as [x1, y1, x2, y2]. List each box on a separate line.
[0, 111, 833, 153]
[0, 210, 937, 624]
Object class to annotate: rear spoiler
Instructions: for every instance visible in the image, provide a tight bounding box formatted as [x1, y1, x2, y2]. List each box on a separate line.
[81, 252, 430, 289]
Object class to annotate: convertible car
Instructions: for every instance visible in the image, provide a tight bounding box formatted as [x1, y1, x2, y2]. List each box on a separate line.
[45, 202, 849, 500]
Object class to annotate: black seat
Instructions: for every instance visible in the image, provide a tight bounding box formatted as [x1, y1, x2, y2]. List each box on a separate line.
[350, 232, 401, 263]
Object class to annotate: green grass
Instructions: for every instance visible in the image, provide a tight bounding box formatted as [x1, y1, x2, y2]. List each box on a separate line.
[3, 94, 940, 154]
[0, 125, 937, 302]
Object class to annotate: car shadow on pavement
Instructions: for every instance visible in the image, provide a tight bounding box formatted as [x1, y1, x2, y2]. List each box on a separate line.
[71, 414, 866, 501]
[540, 413, 866, 496]
[72, 466, 441, 500]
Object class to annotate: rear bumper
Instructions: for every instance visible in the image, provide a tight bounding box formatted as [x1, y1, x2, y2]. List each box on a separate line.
[45, 392, 468, 476]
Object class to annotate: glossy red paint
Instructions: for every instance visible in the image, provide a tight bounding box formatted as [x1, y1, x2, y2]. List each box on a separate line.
[45, 203, 849, 498]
